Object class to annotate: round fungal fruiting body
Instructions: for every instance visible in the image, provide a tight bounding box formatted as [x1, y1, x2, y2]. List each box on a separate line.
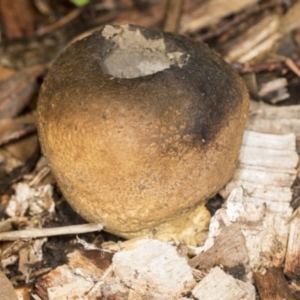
[37, 24, 249, 245]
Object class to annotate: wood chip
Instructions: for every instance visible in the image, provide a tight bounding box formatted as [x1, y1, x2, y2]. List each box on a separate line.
[18, 238, 47, 283]
[67, 249, 113, 281]
[196, 130, 297, 275]
[192, 267, 255, 300]
[189, 224, 249, 280]
[112, 239, 195, 297]
[36, 265, 96, 300]
[247, 101, 300, 136]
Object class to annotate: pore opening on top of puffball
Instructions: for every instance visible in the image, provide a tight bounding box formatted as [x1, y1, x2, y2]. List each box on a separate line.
[100, 25, 186, 79]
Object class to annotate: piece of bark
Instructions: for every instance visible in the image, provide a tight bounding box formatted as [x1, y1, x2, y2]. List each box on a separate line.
[0, 270, 18, 300]
[112, 239, 195, 297]
[192, 266, 255, 300]
[254, 267, 296, 300]
[284, 209, 300, 279]
[189, 224, 249, 281]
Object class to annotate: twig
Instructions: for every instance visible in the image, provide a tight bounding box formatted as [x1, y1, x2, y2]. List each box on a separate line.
[163, 0, 183, 33]
[0, 223, 105, 241]
[285, 58, 300, 78]
[10, 267, 52, 283]
[0, 123, 37, 146]
[297, 137, 300, 154]
[231, 59, 300, 74]
[29, 166, 51, 187]
[36, 8, 83, 36]
[198, 0, 290, 41]
[86, 265, 113, 298]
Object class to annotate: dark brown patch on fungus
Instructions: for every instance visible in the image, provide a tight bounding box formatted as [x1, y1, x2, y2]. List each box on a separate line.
[37, 24, 249, 245]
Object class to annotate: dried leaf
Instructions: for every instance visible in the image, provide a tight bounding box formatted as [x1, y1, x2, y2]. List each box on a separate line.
[0, 66, 45, 119]
[0, 0, 36, 39]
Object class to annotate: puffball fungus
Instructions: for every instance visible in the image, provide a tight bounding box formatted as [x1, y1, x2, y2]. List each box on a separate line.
[37, 24, 249, 245]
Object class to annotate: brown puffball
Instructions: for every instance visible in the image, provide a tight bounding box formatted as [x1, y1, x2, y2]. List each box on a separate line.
[37, 24, 249, 245]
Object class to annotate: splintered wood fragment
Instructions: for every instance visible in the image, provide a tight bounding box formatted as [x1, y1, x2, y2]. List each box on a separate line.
[198, 0, 288, 41]
[189, 224, 249, 280]
[247, 102, 300, 136]
[258, 77, 289, 104]
[18, 238, 47, 283]
[238, 130, 297, 170]
[222, 14, 281, 63]
[203, 130, 298, 274]
[254, 267, 296, 300]
[223, 2, 300, 64]
[192, 267, 256, 300]
[35, 265, 96, 300]
[180, 0, 259, 34]
[0, 223, 104, 241]
[112, 239, 195, 297]
[284, 209, 300, 279]
[67, 249, 113, 281]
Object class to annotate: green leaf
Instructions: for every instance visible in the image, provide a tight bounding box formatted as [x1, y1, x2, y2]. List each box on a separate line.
[69, 0, 90, 7]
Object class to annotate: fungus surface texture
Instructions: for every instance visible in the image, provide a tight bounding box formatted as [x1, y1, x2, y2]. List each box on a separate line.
[37, 24, 249, 245]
